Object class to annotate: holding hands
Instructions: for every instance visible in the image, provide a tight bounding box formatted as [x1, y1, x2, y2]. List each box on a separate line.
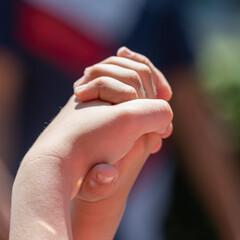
[74, 46, 172, 102]
[10, 47, 173, 240]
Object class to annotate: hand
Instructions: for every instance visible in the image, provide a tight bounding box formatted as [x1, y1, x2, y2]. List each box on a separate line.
[70, 48, 173, 239]
[71, 47, 173, 203]
[22, 96, 172, 194]
[11, 96, 173, 239]
[71, 47, 173, 204]
[74, 47, 172, 103]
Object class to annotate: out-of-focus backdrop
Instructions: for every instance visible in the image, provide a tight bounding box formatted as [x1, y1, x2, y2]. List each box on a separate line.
[186, 0, 240, 153]
[0, 0, 240, 239]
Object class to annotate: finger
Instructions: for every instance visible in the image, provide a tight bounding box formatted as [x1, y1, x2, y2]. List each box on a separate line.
[74, 77, 138, 104]
[149, 123, 173, 154]
[113, 132, 162, 189]
[74, 64, 146, 98]
[150, 123, 173, 154]
[117, 46, 173, 101]
[100, 56, 156, 98]
[116, 99, 173, 139]
[151, 138, 163, 154]
[74, 164, 118, 202]
[160, 123, 173, 139]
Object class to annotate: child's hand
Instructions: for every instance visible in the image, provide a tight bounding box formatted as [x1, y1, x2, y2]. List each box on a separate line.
[71, 47, 173, 203]
[71, 47, 173, 202]
[117, 47, 172, 100]
[73, 47, 172, 103]
[70, 49, 173, 239]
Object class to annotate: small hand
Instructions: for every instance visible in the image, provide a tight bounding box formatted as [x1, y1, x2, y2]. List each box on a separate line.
[70, 49, 173, 239]
[73, 47, 172, 103]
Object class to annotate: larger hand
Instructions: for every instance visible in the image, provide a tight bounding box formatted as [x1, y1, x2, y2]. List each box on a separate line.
[11, 96, 172, 240]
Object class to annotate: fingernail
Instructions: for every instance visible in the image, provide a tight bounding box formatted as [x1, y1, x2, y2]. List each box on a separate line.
[96, 173, 115, 184]
[73, 76, 85, 89]
[74, 84, 87, 94]
[89, 179, 97, 187]
[122, 47, 133, 56]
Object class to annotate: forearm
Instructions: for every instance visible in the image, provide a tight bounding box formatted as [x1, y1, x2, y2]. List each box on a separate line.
[10, 157, 73, 240]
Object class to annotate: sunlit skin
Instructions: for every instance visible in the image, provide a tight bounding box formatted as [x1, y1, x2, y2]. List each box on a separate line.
[10, 48, 173, 240]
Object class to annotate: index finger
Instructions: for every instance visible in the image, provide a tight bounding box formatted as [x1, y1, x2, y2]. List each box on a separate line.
[117, 47, 172, 101]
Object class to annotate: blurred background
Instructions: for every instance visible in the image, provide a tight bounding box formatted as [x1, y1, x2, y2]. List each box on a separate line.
[186, 0, 240, 153]
[0, 0, 240, 239]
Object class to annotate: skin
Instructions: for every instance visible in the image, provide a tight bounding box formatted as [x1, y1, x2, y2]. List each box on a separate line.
[74, 47, 172, 102]
[71, 47, 173, 240]
[74, 47, 240, 240]
[10, 48, 173, 240]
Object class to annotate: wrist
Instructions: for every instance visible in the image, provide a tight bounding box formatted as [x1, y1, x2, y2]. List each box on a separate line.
[71, 194, 127, 240]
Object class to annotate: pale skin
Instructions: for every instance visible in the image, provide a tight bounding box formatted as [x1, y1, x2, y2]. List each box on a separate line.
[72, 48, 240, 240]
[73, 49, 240, 240]
[71, 47, 172, 240]
[10, 47, 173, 240]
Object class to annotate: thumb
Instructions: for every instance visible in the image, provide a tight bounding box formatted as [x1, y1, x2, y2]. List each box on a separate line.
[71, 164, 118, 202]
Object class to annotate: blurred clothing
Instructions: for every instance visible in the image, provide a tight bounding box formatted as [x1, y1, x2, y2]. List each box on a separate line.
[15, 0, 147, 74]
[0, 0, 14, 48]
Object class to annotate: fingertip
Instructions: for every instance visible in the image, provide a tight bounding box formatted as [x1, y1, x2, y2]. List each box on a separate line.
[74, 84, 89, 102]
[160, 123, 173, 139]
[117, 46, 134, 57]
[157, 87, 173, 101]
[165, 86, 173, 101]
[73, 76, 85, 89]
[74, 84, 88, 94]
[116, 46, 124, 56]
[151, 138, 163, 153]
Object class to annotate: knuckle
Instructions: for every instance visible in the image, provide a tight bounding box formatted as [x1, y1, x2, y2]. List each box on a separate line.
[84, 64, 102, 77]
[160, 100, 174, 122]
[127, 86, 138, 99]
[142, 56, 150, 66]
[106, 56, 117, 63]
[140, 65, 151, 79]
[93, 77, 106, 88]
[128, 70, 142, 88]
[84, 66, 91, 76]
[117, 107, 135, 126]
